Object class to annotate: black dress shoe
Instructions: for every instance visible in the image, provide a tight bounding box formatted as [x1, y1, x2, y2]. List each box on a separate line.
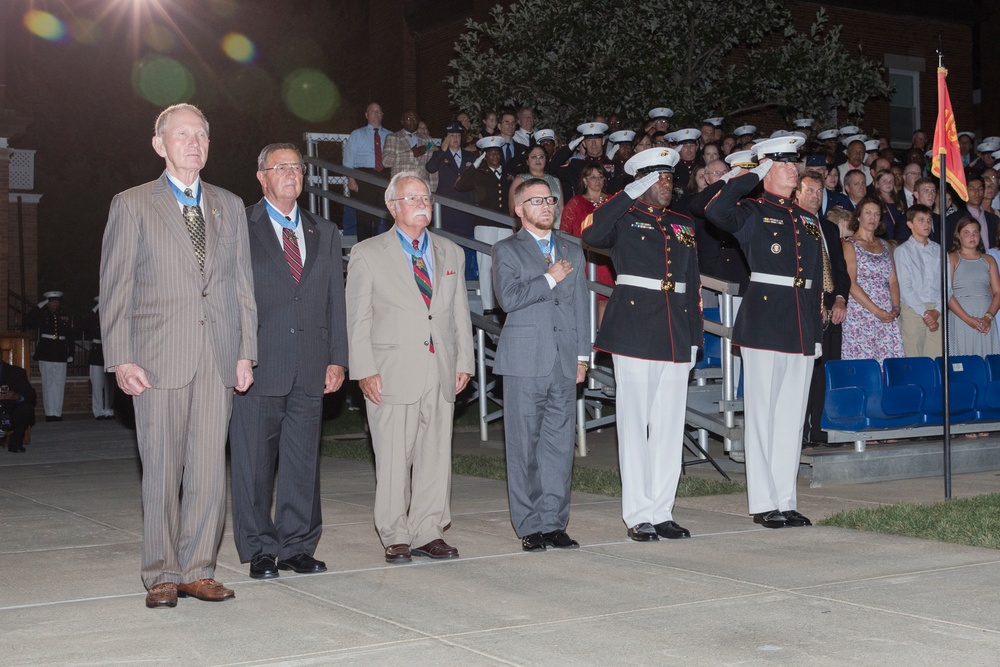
[277, 553, 327, 574]
[45, 416, 57, 423]
[542, 529, 579, 549]
[627, 523, 659, 542]
[521, 532, 546, 552]
[752, 510, 788, 529]
[654, 520, 691, 539]
[8, 446, 25, 453]
[782, 510, 812, 527]
[249, 553, 279, 579]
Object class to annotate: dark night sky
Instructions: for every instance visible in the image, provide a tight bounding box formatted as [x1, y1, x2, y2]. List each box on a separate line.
[6, 0, 374, 314]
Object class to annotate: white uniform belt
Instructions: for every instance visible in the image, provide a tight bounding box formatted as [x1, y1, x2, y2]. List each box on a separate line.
[750, 272, 812, 289]
[617, 274, 687, 293]
[92, 338, 102, 344]
[40, 334, 66, 340]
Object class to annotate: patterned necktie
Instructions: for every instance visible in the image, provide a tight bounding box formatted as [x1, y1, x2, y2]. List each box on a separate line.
[374, 127, 384, 172]
[182, 188, 206, 272]
[283, 226, 303, 285]
[412, 239, 432, 306]
[820, 235, 834, 293]
[411, 239, 434, 353]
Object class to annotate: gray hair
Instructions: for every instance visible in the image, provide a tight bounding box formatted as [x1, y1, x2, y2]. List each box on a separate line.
[154, 103, 210, 138]
[257, 143, 302, 171]
[384, 170, 431, 206]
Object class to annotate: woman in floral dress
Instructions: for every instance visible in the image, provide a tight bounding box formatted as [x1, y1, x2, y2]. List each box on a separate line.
[842, 197, 904, 363]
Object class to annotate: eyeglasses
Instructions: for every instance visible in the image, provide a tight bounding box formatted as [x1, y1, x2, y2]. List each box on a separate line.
[528, 154, 547, 159]
[518, 196, 558, 207]
[707, 169, 726, 176]
[389, 195, 433, 206]
[585, 174, 606, 181]
[262, 162, 306, 174]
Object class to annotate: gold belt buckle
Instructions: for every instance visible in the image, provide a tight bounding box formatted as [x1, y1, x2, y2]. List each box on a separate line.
[793, 277, 806, 289]
[660, 280, 675, 292]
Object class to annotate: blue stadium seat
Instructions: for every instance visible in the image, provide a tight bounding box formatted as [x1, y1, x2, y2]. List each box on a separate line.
[940, 355, 1000, 421]
[696, 307, 722, 369]
[883, 357, 977, 425]
[985, 354, 1000, 383]
[822, 359, 922, 431]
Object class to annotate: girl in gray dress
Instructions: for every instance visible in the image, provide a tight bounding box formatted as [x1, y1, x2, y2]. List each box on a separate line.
[947, 217, 1000, 357]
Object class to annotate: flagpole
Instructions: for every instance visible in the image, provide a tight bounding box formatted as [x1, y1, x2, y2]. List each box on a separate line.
[936, 49, 953, 499]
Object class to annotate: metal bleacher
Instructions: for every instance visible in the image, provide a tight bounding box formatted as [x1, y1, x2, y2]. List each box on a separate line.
[302, 133, 744, 469]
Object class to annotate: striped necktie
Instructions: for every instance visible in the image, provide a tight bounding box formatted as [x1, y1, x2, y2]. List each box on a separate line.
[411, 239, 434, 352]
[283, 227, 303, 285]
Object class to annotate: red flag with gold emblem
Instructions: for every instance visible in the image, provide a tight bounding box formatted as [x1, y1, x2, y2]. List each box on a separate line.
[931, 67, 968, 202]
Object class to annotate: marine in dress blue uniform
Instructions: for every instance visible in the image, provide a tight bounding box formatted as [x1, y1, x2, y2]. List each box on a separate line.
[704, 136, 820, 529]
[582, 148, 701, 542]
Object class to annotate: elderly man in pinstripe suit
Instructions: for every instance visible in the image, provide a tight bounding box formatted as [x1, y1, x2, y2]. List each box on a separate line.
[100, 104, 258, 609]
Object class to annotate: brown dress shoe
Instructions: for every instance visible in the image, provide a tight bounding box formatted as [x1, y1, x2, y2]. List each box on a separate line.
[176, 578, 235, 602]
[145, 582, 178, 609]
[411, 539, 459, 559]
[385, 543, 412, 564]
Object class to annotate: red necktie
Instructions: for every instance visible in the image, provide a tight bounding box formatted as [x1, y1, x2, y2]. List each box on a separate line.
[283, 228, 303, 285]
[374, 128, 384, 172]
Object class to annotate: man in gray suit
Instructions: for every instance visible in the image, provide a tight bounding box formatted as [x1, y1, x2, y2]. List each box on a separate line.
[346, 170, 474, 565]
[100, 104, 257, 609]
[492, 179, 590, 551]
[230, 143, 348, 580]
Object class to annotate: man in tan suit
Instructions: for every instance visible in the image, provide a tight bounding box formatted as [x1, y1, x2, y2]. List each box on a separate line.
[346, 170, 474, 564]
[100, 104, 257, 609]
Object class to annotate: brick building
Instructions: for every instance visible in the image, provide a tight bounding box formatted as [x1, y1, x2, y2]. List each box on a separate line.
[352, 0, 991, 148]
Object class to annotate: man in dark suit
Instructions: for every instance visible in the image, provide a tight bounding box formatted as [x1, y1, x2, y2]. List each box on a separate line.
[796, 171, 850, 448]
[945, 174, 997, 249]
[425, 121, 478, 237]
[492, 178, 589, 552]
[229, 143, 349, 580]
[0, 359, 36, 453]
[101, 103, 257, 609]
[498, 111, 528, 171]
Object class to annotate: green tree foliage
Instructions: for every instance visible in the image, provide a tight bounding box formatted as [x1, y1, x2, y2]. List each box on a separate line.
[447, 2, 891, 135]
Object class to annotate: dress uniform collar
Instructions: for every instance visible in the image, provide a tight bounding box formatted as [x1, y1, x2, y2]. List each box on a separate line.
[632, 200, 670, 218]
[760, 191, 796, 210]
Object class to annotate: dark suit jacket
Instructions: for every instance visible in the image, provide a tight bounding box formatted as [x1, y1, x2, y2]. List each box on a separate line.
[0, 361, 37, 409]
[945, 208, 999, 250]
[426, 148, 478, 200]
[244, 201, 348, 397]
[825, 189, 853, 216]
[820, 217, 850, 310]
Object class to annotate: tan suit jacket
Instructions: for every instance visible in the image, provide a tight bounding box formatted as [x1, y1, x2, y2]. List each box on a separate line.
[100, 172, 257, 385]
[346, 226, 473, 402]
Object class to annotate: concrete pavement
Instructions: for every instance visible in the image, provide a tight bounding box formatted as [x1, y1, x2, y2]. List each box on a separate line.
[2, 419, 1000, 666]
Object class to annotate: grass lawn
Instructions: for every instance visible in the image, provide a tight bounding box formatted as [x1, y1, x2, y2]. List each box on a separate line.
[320, 436, 745, 498]
[820, 493, 1000, 550]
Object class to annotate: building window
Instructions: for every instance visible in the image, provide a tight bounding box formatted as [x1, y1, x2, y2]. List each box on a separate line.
[889, 69, 920, 150]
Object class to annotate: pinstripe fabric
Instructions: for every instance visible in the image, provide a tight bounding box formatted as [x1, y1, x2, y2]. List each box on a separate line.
[100, 171, 258, 589]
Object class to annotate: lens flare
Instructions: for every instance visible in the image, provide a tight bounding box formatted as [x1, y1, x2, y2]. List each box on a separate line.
[283, 69, 340, 123]
[144, 24, 176, 52]
[222, 33, 255, 63]
[69, 18, 101, 45]
[131, 55, 195, 106]
[24, 10, 66, 42]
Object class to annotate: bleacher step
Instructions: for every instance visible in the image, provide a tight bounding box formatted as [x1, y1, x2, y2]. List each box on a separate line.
[803, 436, 1000, 487]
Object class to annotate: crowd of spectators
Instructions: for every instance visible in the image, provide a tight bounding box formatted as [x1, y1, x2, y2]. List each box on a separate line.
[347, 104, 1000, 380]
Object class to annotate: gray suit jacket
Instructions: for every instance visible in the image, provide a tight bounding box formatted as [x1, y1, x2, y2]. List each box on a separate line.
[346, 226, 474, 404]
[100, 172, 257, 388]
[492, 229, 590, 379]
[244, 200, 348, 396]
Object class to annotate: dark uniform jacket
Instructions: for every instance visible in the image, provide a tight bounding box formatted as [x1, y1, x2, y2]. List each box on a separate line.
[84, 310, 105, 367]
[681, 181, 751, 293]
[26, 307, 73, 363]
[581, 191, 702, 362]
[454, 164, 513, 216]
[705, 173, 823, 355]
